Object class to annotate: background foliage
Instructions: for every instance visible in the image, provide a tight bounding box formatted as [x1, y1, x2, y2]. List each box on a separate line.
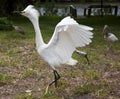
[0, 0, 120, 16]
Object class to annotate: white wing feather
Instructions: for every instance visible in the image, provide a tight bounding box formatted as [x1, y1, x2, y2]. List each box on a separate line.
[45, 16, 93, 66]
[108, 33, 118, 42]
[79, 24, 94, 31]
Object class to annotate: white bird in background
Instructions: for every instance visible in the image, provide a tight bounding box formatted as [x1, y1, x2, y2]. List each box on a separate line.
[12, 25, 25, 35]
[20, 5, 93, 94]
[103, 25, 118, 51]
[103, 25, 118, 42]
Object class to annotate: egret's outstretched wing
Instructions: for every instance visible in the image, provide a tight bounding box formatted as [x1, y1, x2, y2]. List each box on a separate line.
[47, 16, 93, 64]
[79, 24, 94, 31]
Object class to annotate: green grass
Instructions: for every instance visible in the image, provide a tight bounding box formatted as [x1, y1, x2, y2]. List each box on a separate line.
[0, 73, 13, 85]
[74, 81, 109, 97]
[15, 93, 36, 99]
[0, 15, 120, 99]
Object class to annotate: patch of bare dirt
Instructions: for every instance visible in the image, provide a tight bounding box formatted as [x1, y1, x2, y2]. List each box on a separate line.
[0, 46, 120, 99]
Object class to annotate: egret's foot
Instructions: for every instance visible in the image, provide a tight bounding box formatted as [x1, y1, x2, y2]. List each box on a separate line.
[45, 85, 49, 95]
[45, 70, 60, 95]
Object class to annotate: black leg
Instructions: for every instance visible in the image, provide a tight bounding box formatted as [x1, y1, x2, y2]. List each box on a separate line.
[49, 70, 60, 87]
[85, 54, 90, 65]
[54, 70, 60, 87]
[45, 70, 60, 94]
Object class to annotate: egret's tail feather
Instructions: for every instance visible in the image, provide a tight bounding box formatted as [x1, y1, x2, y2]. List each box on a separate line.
[66, 58, 78, 66]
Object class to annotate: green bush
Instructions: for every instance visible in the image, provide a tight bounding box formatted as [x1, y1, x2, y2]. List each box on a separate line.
[0, 17, 13, 30]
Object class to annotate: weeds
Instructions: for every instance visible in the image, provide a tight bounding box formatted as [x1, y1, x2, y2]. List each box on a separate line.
[0, 73, 13, 85]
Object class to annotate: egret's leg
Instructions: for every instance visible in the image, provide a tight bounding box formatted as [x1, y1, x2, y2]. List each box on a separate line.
[75, 50, 90, 65]
[45, 70, 60, 94]
[49, 70, 60, 87]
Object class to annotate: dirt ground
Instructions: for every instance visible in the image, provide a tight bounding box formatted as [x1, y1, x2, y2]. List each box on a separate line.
[0, 44, 120, 99]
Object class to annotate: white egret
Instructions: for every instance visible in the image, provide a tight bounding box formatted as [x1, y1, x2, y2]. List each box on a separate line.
[103, 25, 118, 42]
[103, 25, 118, 51]
[20, 5, 93, 94]
[12, 25, 25, 35]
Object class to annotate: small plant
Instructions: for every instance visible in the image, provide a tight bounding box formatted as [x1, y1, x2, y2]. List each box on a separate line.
[43, 90, 62, 99]
[22, 69, 36, 78]
[0, 73, 13, 85]
[0, 61, 8, 67]
[15, 93, 35, 99]
[74, 82, 108, 96]
[85, 70, 101, 80]
[75, 83, 96, 95]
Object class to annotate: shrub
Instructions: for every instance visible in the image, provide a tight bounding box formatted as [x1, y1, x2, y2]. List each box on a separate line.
[0, 17, 13, 30]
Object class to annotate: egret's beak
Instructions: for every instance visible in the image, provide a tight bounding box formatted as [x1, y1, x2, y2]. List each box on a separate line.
[12, 11, 25, 16]
[20, 11, 25, 15]
[12, 11, 21, 14]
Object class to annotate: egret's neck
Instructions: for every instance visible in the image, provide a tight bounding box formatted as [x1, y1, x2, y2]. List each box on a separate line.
[103, 29, 109, 37]
[30, 18, 45, 49]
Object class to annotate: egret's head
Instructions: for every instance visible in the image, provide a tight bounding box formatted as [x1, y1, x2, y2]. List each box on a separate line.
[21, 5, 39, 22]
[103, 25, 109, 34]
